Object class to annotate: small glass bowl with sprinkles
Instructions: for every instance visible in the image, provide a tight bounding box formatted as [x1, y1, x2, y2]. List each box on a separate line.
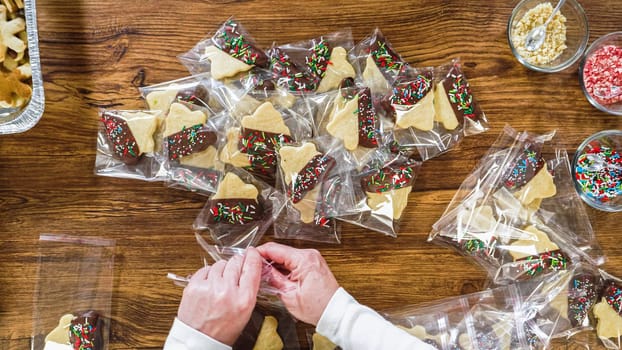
[507, 0, 589, 73]
[572, 130, 622, 212]
[579, 32, 622, 115]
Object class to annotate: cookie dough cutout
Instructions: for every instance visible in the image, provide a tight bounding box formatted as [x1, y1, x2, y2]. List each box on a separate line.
[312, 332, 339, 350]
[252, 316, 284, 350]
[241, 102, 291, 136]
[362, 55, 391, 95]
[123, 111, 160, 154]
[164, 102, 207, 137]
[513, 163, 556, 205]
[326, 95, 359, 151]
[219, 127, 251, 168]
[316, 47, 356, 93]
[594, 297, 622, 340]
[45, 314, 74, 345]
[395, 91, 435, 131]
[145, 89, 178, 111]
[212, 172, 258, 201]
[366, 186, 411, 220]
[0, 5, 26, 62]
[204, 45, 253, 80]
[509, 225, 559, 260]
[433, 81, 459, 130]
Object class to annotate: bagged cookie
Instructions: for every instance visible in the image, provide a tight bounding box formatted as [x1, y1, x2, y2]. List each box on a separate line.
[340, 148, 421, 237]
[591, 269, 622, 349]
[311, 78, 382, 166]
[429, 126, 605, 285]
[95, 109, 165, 181]
[218, 100, 313, 186]
[159, 101, 224, 194]
[267, 30, 356, 94]
[194, 168, 285, 248]
[139, 73, 223, 115]
[274, 139, 354, 243]
[178, 17, 269, 81]
[351, 28, 409, 97]
[383, 306, 449, 349]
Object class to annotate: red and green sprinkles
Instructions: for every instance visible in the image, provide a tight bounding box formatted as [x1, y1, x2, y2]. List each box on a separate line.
[603, 281, 622, 315]
[288, 154, 336, 203]
[369, 40, 405, 75]
[171, 166, 220, 192]
[574, 144, 622, 204]
[101, 113, 140, 164]
[364, 162, 416, 193]
[462, 237, 497, 258]
[390, 74, 433, 106]
[239, 129, 293, 154]
[307, 38, 330, 79]
[270, 49, 318, 92]
[214, 20, 262, 66]
[517, 250, 568, 278]
[70, 318, 98, 350]
[447, 69, 477, 119]
[209, 200, 260, 225]
[357, 88, 379, 148]
[582, 45, 622, 105]
[167, 124, 215, 161]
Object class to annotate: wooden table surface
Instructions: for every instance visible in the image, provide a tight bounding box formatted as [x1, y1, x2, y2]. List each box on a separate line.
[1, 0, 621, 349]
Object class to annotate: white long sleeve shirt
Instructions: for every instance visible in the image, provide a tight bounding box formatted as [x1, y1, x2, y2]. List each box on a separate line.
[164, 288, 437, 350]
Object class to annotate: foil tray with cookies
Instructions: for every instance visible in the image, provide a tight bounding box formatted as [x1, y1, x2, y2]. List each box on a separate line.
[429, 126, 606, 285]
[0, 0, 44, 135]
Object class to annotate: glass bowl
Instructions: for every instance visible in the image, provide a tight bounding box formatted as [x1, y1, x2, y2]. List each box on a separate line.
[571, 130, 622, 212]
[579, 32, 622, 115]
[507, 0, 589, 73]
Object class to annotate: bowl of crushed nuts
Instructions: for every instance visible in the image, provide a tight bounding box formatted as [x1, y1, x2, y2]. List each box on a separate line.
[507, 0, 589, 73]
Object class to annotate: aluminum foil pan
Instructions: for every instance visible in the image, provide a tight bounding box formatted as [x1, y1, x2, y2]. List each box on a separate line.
[0, 0, 44, 134]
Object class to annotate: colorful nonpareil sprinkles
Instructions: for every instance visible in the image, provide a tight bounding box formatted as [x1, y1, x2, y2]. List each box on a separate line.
[69, 317, 98, 350]
[568, 275, 599, 327]
[390, 74, 432, 106]
[517, 250, 568, 278]
[504, 144, 545, 190]
[603, 280, 622, 315]
[447, 67, 477, 119]
[574, 143, 622, 204]
[167, 125, 216, 161]
[357, 88, 379, 148]
[239, 129, 293, 154]
[462, 237, 498, 259]
[214, 19, 265, 66]
[208, 199, 261, 225]
[369, 39, 405, 75]
[363, 162, 416, 193]
[289, 154, 336, 203]
[582, 45, 622, 106]
[101, 113, 140, 164]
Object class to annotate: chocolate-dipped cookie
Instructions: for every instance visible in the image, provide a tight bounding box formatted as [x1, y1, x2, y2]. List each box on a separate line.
[390, 72, 435, 131]
[100, 111, 159, 165]
[361, 159, 418, 220]
[69, 311, 103, 350]
[434, 64, 482, 131]
[207, 172, 263, 225]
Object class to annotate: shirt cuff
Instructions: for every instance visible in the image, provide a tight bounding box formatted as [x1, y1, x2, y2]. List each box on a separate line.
[164, 318, 232, 350]
[315, 287, 354, 338]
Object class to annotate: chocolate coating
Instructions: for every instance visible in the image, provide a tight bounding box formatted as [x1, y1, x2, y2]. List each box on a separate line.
[101, 112, 141, 165]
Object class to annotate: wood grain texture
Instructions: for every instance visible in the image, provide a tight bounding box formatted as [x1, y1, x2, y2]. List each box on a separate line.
[0, 0, 621, 348]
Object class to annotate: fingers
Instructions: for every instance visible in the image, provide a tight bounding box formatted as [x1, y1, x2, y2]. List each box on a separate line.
[188, 265, 210, 284]
[264, 265, 296, 292]
[222, 254, 244, 286]
[239, 247, 263, 292]
[257, 242, 302, 271]
[208, 260, 227, 282]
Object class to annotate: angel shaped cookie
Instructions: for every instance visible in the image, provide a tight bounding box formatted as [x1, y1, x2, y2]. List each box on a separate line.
[100, 110, 160, 165]
[207, 172, 263, 225]
[503, 144, 556, 207]
[361, 30, 408, 95]
[164, 103, 218, 169]
[434, 64, 483, 131]
[278, 142, 336, 224]
[315, 46, 356, 93]
[326, 80, 379, 151]
[390, 72, 435, 131]
[361, 159, 419, 221]
[203, 19, 269, 80]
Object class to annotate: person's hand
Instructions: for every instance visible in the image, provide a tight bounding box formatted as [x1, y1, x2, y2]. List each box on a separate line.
[257, 242, 339, 325]
[177, 247, 263, 346]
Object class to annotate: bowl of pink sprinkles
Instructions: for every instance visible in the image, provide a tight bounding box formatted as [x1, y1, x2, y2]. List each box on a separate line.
[580, 32, 622, 115]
